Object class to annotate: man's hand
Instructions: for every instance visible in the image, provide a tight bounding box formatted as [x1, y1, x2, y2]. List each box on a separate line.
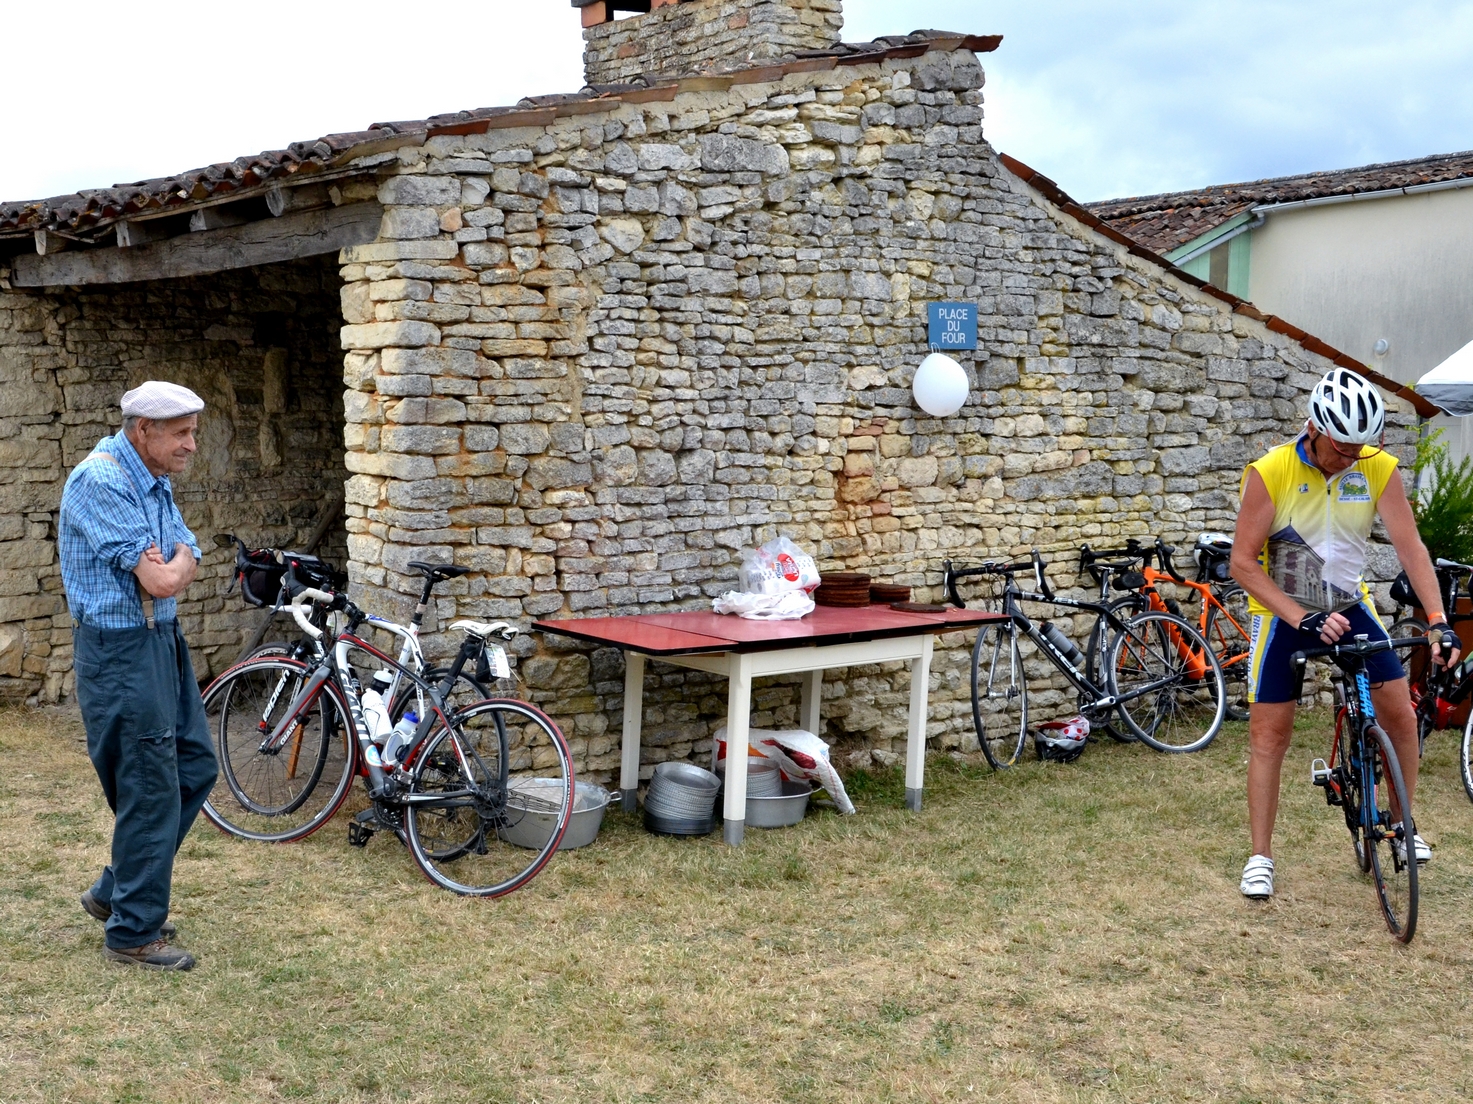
[1428, 622, 1463, 670]
[1299, 610, 1351, 644]
[134, 543, 198, 598]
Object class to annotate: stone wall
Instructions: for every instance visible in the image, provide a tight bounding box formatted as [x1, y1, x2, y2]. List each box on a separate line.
[338, 47, 1415, 783]
[0, 255, 348, 702]
[583, 0, 843, 86]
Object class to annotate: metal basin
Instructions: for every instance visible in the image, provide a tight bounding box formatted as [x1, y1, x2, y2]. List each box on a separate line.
[745, 779, 812, 829]
[499, 778, 610, 851]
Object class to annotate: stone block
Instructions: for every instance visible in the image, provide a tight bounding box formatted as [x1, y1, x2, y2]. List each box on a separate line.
[340, 321, 441, 350]
[600, 219, 646, 254]
[340, 241, 459, 263]
[380, 425, 463, 455]
[699, 134, 790, 175]
[380, 346, 482, 377]
[379, 175, 463, 206]
[501, 424, 552, 454]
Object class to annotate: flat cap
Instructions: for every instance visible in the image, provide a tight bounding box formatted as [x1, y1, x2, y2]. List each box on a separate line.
[120, 381, 205, 420]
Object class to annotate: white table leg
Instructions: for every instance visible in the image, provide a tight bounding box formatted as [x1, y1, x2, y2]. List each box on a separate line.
[620, 651, 645, 812]
[799, 669, 823, 735]
[905, 634, 933, 812]
[722, 652, 752, 845]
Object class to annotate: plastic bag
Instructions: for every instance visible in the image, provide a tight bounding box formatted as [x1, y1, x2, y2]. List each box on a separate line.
[713, 725, 855, 815]
[712, 590, 816, 620]
[739, 535, 820, 596]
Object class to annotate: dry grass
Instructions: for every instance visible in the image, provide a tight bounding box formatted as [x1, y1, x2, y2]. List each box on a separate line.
[3, 706, 1473, 1103]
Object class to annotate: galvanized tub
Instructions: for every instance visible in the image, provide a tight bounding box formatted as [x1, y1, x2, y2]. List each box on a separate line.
[745, 779, 812, 829]
[499, 778, 611, 851]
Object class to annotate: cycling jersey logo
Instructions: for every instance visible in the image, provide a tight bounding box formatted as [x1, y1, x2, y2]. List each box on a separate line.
[1298, 483, 1309, 494]
[1337, 472, 1371, 502]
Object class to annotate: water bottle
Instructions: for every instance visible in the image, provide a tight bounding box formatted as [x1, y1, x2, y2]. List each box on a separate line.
[1041, 621, 1086, 670]
[383, 710, 419, 767]
[360, 670, 394, 744]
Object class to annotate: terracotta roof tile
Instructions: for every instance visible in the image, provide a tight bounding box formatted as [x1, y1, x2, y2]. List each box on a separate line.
[0, 30, 998, 240]
[1087, 149, 1473, 255]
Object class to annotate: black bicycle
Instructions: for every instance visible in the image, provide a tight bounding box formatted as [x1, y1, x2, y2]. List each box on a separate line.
[944, 550, 1226, 769]
[1302, 634, 1428, 943]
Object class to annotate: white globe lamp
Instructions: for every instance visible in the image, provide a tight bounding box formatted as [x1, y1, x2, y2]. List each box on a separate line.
[912, 352, 969, 417]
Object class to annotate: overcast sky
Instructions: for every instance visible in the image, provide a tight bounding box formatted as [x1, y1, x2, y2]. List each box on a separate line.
[5, 1, 1472, 206]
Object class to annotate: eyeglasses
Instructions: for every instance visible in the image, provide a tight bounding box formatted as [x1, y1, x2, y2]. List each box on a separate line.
[1312, 431, 1383, 461]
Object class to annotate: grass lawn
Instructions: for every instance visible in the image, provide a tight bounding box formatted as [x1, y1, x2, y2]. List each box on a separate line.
[3, 705, 1473, 1103]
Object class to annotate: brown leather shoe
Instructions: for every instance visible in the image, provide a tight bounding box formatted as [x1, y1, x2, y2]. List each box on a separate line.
[103, 939, 196, 971]
[80, 890, 176, 939]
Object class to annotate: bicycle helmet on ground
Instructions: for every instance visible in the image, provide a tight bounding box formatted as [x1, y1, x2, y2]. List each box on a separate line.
[1035, 717, 1089, 763]
[1307, 368, 1385, 445]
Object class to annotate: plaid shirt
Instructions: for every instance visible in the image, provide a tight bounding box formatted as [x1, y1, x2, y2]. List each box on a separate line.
[59, 431, 201, 628]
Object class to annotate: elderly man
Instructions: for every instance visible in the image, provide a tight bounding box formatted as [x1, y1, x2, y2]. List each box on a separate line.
[59, 381, 218, 971]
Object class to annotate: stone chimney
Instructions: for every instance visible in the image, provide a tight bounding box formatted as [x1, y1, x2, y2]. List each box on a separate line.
[574, 0, 844, 87]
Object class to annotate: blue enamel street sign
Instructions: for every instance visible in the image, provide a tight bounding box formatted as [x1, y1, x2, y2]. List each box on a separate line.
[927, 302, 977, 350]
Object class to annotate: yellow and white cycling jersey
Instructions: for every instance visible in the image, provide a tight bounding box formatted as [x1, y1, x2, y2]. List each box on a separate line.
[1240, 435, 1399, 616]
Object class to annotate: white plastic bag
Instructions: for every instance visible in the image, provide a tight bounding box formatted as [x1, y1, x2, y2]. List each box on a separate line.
[739, 535, 820, 596]
[713, 725, 855, 815]
[712, 590, 816, 620]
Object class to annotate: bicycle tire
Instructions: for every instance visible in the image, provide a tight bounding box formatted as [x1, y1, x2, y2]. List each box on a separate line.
[1365, 723, 1418, 943]
[1332, 713, 1373, 873]
[1107, 612, 1226, 752]
[971, 620, 1029, 770]
[1205, 587, 1252, 721]
[1388, 618, 1434, 753]
[403, 698, 573, 897]
[1460, 700, 1473, 806]
[200, 658, 359, 843]
[390, 667, 492, 724]
[1084, 594, 1146, 742]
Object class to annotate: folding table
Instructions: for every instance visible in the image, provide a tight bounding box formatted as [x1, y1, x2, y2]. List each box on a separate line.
[535, 604, 1004, 844]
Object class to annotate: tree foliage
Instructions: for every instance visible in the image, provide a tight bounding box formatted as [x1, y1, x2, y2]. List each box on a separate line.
[1411, 428, 1473, 563]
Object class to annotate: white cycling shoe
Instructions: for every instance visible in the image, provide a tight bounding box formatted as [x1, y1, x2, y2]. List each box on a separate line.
[1391, 826, 1432, 866]
[1240, 854, 1275, 899]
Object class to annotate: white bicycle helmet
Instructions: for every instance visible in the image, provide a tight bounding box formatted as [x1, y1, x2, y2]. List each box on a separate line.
[1035, 717, 1089, 763]
[1307, 368, 1385, 445]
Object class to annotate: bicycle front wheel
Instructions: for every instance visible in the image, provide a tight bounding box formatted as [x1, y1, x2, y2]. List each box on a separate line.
[403, 698, 573, 897]
[1085, 595, 1146, 742]
[201, 658, 358, 842]
[1107, 612, 1226, 752]
[972, 621, 1030, 769]
[1365, 723, 1418, 943]
[1462, 703, 1473, 806]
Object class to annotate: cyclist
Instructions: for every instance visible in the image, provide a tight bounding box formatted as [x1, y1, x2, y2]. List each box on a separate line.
[1229, 368, 1462, 899]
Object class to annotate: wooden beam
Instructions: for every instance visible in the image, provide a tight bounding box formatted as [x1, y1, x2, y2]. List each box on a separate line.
[189, 205, 252, 232]
[267, 182, 332, 217]
[34, 230, 70, 255]
[11, 202, 382, 288]
[115, 219, 170, 247]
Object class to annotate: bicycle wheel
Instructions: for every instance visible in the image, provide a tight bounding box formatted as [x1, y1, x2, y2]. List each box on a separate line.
[1389, 619, 1434, 753]
[1205, 588, 1252, 721]
[1364, 723, 1418, 943]
[1084, 594, 1146, 742]
[1107, 612, 1226, 752]
[201, 658, 358, 842]
[403, 698, 573, 897]
[1460, 702, 1473, 806]
[390, 667, 491, 723]
[971, 620, 1029, 769]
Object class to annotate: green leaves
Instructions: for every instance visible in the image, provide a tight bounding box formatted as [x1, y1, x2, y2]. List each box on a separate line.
[1411, 428, 1473, 563]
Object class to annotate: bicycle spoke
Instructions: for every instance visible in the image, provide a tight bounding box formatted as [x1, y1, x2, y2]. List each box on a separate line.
[201, 659, 357, 842]
[1365, 724, 1418, 942]
[971, 622, 1029, 769]
[1108, 612, 1225, 752]
[404, 699, 573, 897]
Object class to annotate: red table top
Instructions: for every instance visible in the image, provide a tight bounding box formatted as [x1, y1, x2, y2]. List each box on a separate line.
[534, 604, 1005, 656]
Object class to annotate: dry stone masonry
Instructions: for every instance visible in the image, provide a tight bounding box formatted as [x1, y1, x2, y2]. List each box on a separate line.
[0, 0, 1413, 781]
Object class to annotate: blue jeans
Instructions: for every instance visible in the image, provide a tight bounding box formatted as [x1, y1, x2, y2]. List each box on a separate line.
[73, 620, 217, 949]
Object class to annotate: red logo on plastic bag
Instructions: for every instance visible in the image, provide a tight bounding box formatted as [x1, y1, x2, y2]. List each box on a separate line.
[776, 553, 799, 582]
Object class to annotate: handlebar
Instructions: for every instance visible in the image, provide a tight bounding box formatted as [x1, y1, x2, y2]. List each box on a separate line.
[1291, 635, 1428, 670]
[1153, 537, 1189, 586]
[1078, 539, 1145, 583]
[288, 588, 336, 640]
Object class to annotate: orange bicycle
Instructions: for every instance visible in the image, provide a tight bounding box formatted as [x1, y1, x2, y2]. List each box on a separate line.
[1080, 536, 1252, 720]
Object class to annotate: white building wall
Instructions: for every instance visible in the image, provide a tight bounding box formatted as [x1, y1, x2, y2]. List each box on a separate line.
[1246, 185, 1473, 462]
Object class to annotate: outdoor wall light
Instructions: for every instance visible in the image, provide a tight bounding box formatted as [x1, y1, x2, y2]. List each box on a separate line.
[1373, 338, 1390, 357]
[912, 352, 969, 417]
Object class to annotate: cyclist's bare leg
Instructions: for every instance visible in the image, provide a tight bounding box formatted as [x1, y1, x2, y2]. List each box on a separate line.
[1247, 701, 1297, 859]
[1370, 677, 1418, 814]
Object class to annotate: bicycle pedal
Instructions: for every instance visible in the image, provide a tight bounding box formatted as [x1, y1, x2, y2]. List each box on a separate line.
[1310, 758, 1331, 786]
[347, 821, 376, 848]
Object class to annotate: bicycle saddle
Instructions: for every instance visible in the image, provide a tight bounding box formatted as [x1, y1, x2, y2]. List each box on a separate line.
[407, 561, 472, 581]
